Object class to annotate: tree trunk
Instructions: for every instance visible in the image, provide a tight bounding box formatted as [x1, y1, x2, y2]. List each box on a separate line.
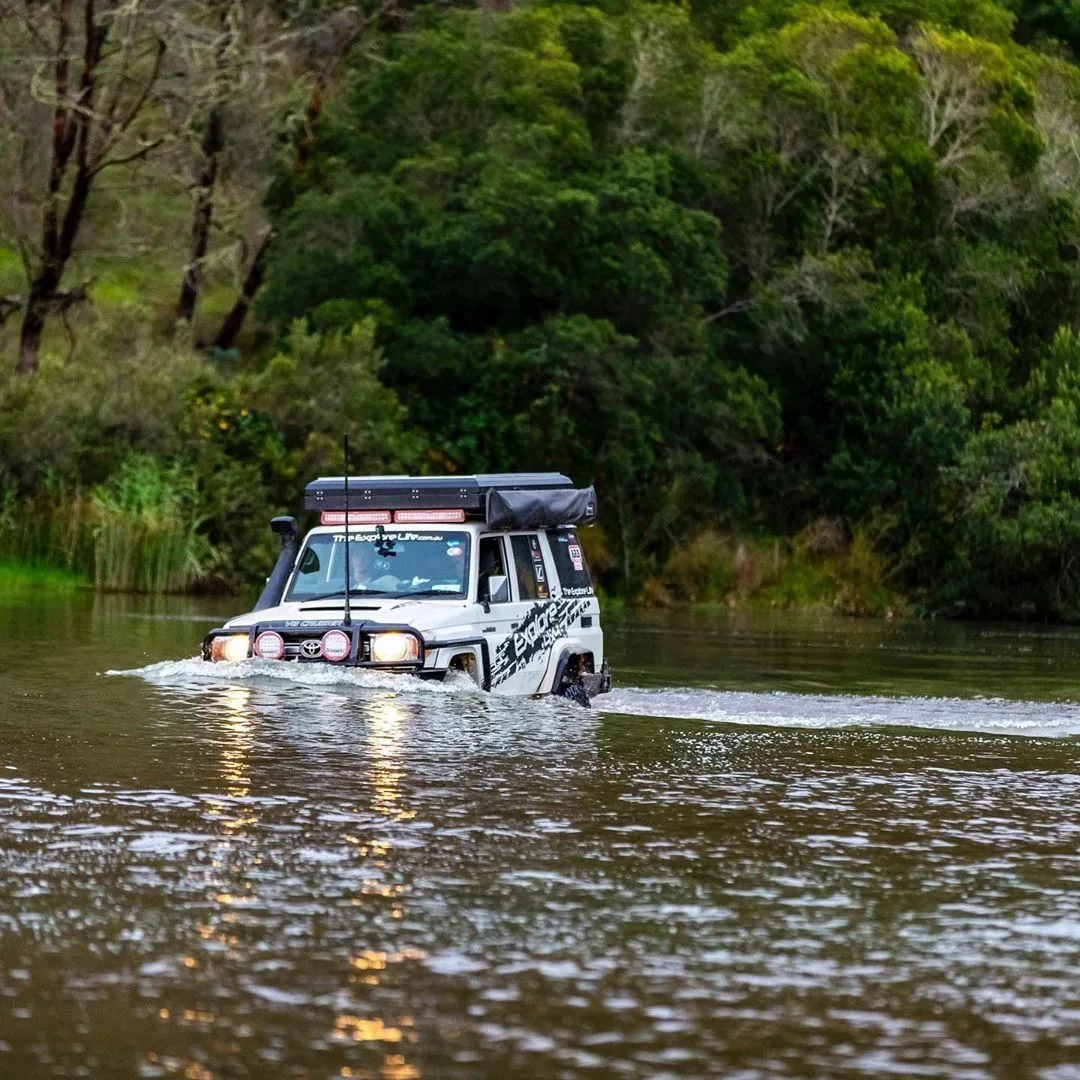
[212, 230, 271, 351]
[17, 0, 107, 375]
[177, 108, 222, 322]
[210, 72, 327, 349]
[17, 289, 51, 375]
[178, 4, 231, 324]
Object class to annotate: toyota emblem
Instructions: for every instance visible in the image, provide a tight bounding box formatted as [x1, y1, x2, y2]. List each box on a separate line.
[300, 639, 322, 658]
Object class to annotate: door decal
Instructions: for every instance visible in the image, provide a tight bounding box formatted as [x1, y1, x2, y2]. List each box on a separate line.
[489, 597, 590, 688]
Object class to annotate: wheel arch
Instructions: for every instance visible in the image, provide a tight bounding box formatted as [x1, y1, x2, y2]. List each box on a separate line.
[539, 639, 595, 695]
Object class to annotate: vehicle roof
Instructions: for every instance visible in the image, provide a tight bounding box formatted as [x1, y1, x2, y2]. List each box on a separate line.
[303, 522, 577, 538]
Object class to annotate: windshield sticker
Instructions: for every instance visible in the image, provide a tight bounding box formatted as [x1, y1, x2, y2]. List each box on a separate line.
[447, 545, 464, 558]
[489, 597, 589, 688]
[332, 532, 446, 543]
[568, 544, 584, 571]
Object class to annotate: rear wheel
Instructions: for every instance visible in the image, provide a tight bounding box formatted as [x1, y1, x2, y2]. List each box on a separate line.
[556, 679, 591, 707]
[554, 653, 592, 708]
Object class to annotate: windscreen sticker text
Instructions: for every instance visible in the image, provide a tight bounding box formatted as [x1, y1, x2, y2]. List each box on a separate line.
[332, 532, 446, 543]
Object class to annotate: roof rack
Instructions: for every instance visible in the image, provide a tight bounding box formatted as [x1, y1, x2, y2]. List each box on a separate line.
[305, 473, 573, 513]
[304, 473, 596, 528]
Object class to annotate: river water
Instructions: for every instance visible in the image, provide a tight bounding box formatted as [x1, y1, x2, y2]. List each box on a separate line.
[3, 595, 1080, 1079]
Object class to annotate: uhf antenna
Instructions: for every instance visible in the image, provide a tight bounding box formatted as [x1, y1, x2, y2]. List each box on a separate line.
[342, 434, 352, 628]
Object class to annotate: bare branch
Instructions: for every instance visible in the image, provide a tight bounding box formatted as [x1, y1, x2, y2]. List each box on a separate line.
[91, 134, 164, 174]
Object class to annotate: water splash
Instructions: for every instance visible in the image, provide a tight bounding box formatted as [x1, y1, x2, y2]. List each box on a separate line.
[107, 657, 480, 697]
[109, 661, 1080, 737]
[600, 686, 1080, 738]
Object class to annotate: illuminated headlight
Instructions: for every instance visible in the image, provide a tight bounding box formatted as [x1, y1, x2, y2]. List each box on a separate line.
[370, 632, 420, 664]
[254, 631, 284, 660]
[210, 634, 250, 663]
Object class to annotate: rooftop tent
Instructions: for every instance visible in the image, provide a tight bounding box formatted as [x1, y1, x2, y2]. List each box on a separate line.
[485, 485, 596, 530]
[303, 473, 596, 528]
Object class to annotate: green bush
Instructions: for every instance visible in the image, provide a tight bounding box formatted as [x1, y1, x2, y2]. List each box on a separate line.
[91, 456, 212, 594]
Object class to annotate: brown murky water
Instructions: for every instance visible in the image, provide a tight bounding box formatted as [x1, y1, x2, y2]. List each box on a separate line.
[4, 595, 1080, 1078]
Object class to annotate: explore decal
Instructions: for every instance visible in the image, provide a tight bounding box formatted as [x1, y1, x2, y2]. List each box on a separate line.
[489, 597, 590, 688]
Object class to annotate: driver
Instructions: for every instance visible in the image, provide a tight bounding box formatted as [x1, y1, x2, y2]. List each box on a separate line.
[347, 539, 400, 593]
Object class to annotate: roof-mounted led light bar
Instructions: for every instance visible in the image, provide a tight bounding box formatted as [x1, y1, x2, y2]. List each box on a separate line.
[321, 509, 468, 526]
[320, 510, 393, 526]
[394, 509, 467, 524]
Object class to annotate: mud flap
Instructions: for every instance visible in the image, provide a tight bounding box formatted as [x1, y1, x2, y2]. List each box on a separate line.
[581, 659, 612, 699]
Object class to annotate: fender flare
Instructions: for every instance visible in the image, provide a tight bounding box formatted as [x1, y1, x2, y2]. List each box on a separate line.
[539, 638, 593, 695]
[445, 647, 484, 687]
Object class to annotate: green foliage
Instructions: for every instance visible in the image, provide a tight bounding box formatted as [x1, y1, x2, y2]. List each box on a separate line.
[91, 456, 212, 594]
[652, 521, 904, 614]
[0, 561, 87, 595]
[0, 303, 418, 593]
[935, 368, 1080, 618]
[12, 0, 1080, 618]
[0, 477, 92, 572]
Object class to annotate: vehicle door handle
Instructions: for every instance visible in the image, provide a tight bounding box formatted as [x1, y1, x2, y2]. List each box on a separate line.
[483, 626, 496, 633]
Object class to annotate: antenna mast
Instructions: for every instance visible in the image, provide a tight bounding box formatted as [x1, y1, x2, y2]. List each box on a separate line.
[342, 434, 352, 628]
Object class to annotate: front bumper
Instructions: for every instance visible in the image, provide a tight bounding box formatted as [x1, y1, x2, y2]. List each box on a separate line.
[201, 621, 426, 672]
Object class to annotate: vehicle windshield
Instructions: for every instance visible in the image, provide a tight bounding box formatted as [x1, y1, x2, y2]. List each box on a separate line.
[286, 530, 471, 602]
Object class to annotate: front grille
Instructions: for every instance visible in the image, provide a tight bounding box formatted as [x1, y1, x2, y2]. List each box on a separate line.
[274, 630, 351, 661]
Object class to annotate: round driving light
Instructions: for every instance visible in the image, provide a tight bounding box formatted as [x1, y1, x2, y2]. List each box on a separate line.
[321, 629, 352, 662]
[370, 631, 418, 664]
[212, 634, 250, 663]
[254, 631, 284, 660]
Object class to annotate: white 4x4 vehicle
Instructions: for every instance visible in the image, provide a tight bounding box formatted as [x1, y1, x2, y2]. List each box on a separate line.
[202, 473, 611, 704]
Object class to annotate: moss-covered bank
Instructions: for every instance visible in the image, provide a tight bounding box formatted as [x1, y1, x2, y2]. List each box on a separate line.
[0, 561, 88, 594]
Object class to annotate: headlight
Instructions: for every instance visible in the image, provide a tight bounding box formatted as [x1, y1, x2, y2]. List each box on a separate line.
[211, 634, 250, 663]
[370, 632, 419, 664]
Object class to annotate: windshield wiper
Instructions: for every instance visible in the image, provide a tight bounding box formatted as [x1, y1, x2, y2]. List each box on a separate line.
[292, 588, 386, 603]
[388, 589, 463, 599]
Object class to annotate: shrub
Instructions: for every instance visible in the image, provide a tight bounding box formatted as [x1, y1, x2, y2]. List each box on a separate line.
[91, 456, 213, 593]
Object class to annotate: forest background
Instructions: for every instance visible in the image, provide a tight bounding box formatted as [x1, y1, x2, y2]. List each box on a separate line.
[4, 0, 1080, 618]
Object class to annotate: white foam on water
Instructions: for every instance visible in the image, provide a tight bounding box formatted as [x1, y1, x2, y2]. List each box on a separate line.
[107, 657, 480, 697]
[598, 686, 1080, 739]
[108, 659, 1080, 737]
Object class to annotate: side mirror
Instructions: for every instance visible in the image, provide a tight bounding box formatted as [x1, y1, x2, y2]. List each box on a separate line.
[480, 574, 510, 610]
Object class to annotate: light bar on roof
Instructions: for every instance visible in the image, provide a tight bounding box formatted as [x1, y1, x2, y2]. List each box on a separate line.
[394, 509, 467, 524]
[321, 510, 393, 526]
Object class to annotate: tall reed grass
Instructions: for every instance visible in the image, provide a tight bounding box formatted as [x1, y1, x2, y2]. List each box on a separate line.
[91, 456, 210, 593]
[0, 475, 92, 571]
[0, 456, 212, 593]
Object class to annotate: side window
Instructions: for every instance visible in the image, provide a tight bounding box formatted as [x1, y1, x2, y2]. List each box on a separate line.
[478, 536, 510, 604]
[546, 529, 594, 595]
[510, 534, 550, 601]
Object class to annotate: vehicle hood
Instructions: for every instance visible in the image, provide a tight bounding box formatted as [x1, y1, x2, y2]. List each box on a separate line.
[224, 599, 471, 635]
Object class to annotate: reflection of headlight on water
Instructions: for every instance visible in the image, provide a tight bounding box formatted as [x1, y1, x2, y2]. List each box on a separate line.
[370, 633, 419, 664]
[211, 634, 249, 662]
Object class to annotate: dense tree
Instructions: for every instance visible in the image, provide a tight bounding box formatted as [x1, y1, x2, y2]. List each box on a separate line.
[11, 0, 1080, 611]
[0, 0, 210, 373]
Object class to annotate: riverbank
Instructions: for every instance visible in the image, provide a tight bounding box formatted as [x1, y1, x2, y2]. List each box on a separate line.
[631, 523, 906, 619]
[0, 519, 906, 618]
[0, 561, 88, 594]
